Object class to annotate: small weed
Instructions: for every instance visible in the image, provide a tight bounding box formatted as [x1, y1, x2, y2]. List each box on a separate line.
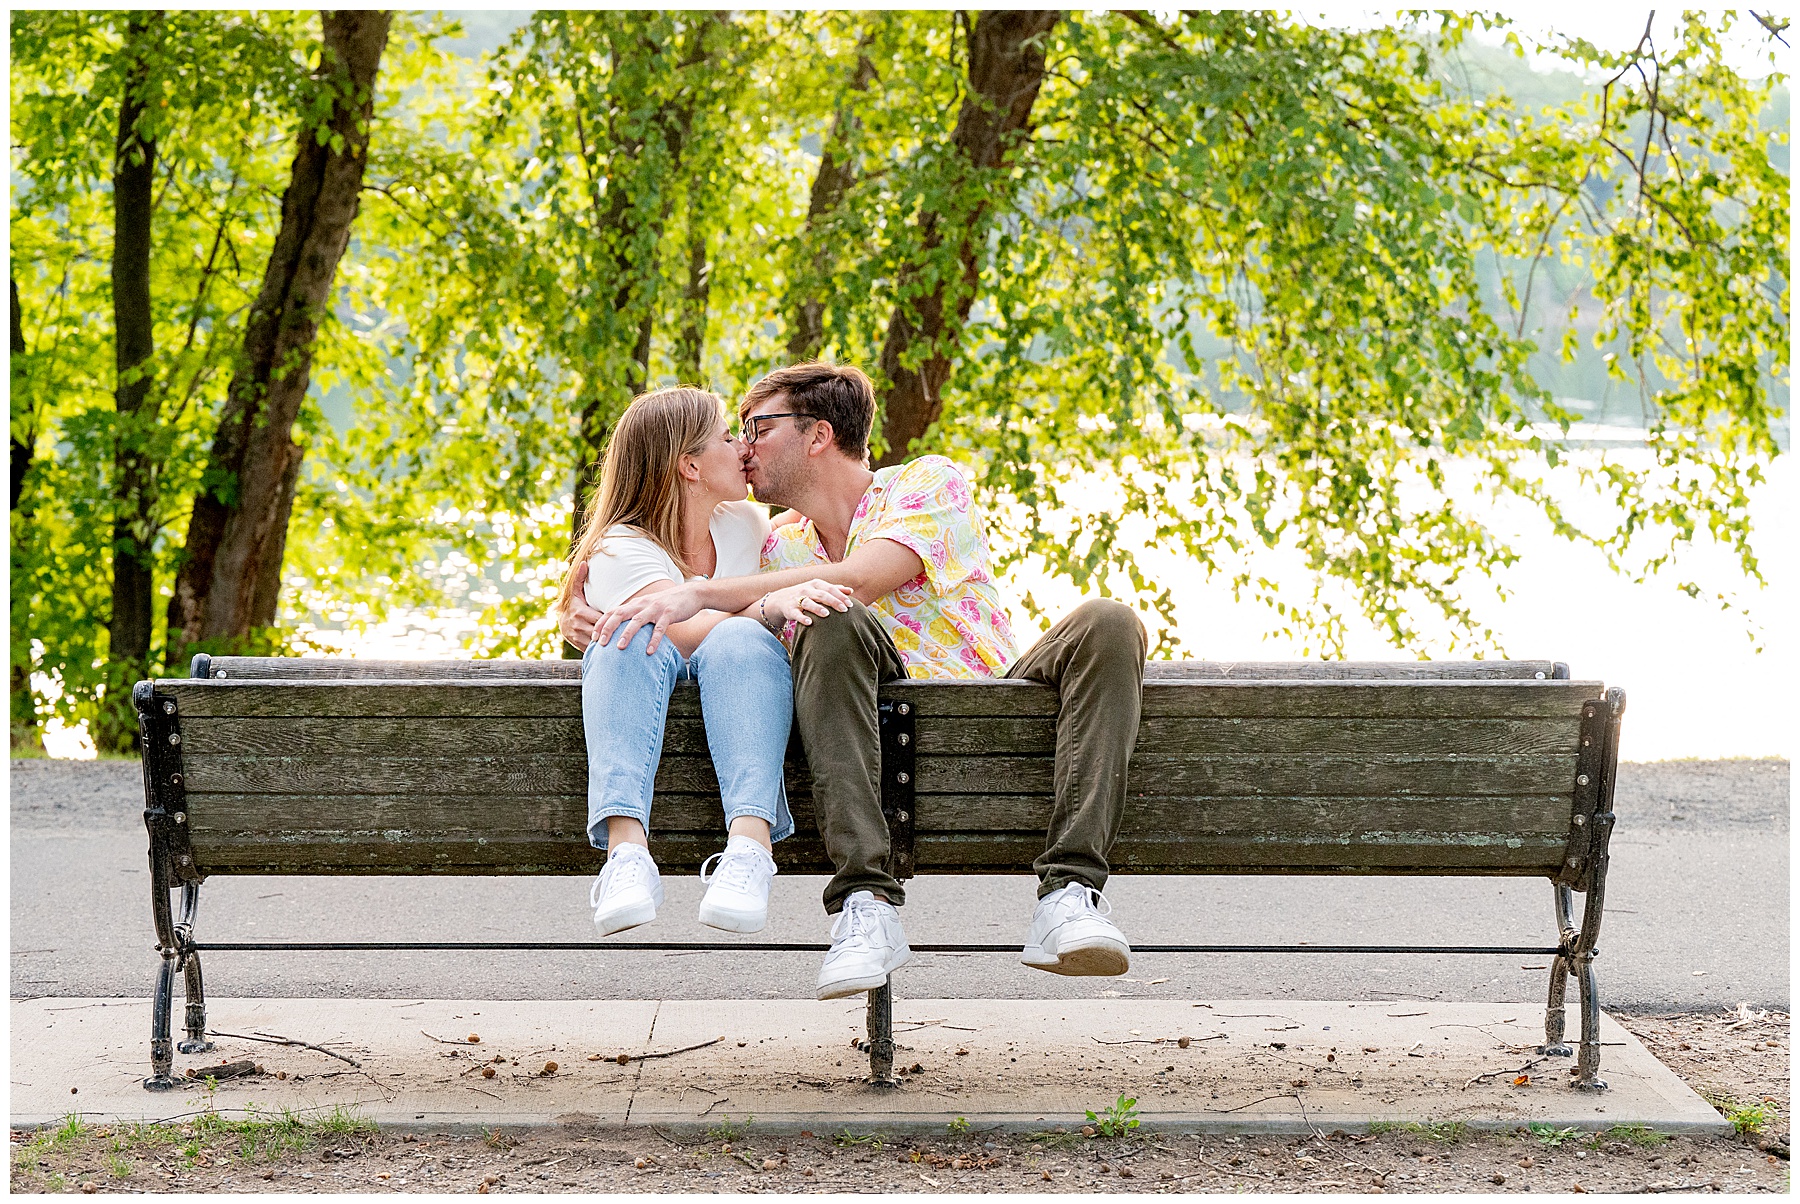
[106, 1153, 132, 1179]
[947, 1117, 971, 1136]
[1528, 1122, 1580, 1147]
[1606, 1124, 1670, 1147]
[1728, 1101, 1780, 1136]
[315, 1105, 375, 1137]
[833, 1129, 884, 1149]
[1701, 1089, 1781, 1135]
[706, 1116, 749, 1144]
[1026, 1130, 1083, 1148]
[50, 1114, 88, 1149]
[1086, 1095, 1140, 1138]
[1369, 1119, 1467, 1143]
[482, 1127, 517, 1151]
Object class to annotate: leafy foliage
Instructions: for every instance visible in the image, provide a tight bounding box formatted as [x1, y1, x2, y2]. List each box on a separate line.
[10, 11, 1786, 745]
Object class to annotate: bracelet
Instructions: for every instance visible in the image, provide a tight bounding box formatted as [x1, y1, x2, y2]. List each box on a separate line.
[758, 593, 779, 634]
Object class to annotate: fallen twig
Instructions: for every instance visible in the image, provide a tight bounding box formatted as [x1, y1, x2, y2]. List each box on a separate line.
[618, 1035, 723, 1064]
[209, 1029, 360, 1067]
[1215, 1092, 1301, 1114]
[1463, 1056, 1547, 1090]
[1630, 1181, 1721, 1194]
[421, 1030, 481, 1046]
[466, 1086, 502, 1100]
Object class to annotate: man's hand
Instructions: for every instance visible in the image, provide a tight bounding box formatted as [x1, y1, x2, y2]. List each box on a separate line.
[595, 579, 710, 655]
[560, 561, 602, 651]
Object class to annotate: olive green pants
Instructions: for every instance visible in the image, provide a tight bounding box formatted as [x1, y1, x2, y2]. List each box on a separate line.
[790, 598, 1148, 914]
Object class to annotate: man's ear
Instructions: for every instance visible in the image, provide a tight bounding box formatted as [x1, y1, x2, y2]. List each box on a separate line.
[806, 420, 838, 458]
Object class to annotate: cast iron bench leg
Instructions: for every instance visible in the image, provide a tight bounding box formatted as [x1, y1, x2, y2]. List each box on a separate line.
[1539, 885, 1576, 1057]
[177, 882, 215, 1055]
[866, 981, 897, 1087]
[1571, 827, 1613, 1091]
[144, 856, 180, 1090]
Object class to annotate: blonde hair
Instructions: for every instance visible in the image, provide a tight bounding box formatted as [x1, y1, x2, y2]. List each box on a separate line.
[556, 386, 726, 616]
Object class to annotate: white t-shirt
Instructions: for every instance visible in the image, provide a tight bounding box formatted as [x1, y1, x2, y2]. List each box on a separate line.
[583, 500, 771, 612]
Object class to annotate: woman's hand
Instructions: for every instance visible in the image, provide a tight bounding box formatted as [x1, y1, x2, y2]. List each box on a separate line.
[759, 578, 854, 630]
[560, 562, 602, 651]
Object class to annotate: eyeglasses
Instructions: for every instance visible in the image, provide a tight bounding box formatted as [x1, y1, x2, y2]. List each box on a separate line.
[740, 412, 816, 447]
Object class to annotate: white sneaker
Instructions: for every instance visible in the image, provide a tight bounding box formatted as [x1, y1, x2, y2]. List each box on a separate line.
[590, 843, 663, 936]
[696, 835, 778, 934]
[1021, 882, 1131, 976]
[815, 890, 911, 1000]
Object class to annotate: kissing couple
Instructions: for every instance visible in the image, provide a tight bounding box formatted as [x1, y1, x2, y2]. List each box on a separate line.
[557, 362, 1148, 999]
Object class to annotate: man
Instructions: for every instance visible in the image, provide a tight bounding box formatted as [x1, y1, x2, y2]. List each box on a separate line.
[563, 362, 1148, 1000]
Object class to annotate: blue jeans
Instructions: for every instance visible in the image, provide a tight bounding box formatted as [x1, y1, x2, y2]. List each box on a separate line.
[582, 616, 795, 850]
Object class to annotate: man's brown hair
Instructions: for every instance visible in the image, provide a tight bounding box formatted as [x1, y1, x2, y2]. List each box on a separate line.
[739, 362, 875, 458]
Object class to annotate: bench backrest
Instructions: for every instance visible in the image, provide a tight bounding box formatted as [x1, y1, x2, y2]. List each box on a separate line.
[142, 658, 1616, 886]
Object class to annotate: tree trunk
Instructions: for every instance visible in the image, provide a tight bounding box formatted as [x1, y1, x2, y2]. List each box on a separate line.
[872, 10, 1059, 468]
[10, 276, 32, 510]
[167, 10, 392, 652]
[787, 46, 877, 361]
[100, 11, 161, 752]
[11, 274, 42, 752]
[675, 224, 709, 381]
[569, 16, 719, 554]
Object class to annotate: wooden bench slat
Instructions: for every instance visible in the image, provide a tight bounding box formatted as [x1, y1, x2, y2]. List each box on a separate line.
[177, 715, 1579, 759]
[182, 750, 1578, 799]
[161, 679, 1602, 720]
[200, 655, 1564, 682]
[184, 791, 1571, 878]
[183, 791, 1571, 839]
[181, 832, 1564, 876]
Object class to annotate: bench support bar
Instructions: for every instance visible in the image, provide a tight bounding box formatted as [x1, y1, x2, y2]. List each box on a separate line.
[1538, 687, 1624, 1091]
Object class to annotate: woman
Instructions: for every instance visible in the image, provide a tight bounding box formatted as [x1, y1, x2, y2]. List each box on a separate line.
[555, 386, 850, 937]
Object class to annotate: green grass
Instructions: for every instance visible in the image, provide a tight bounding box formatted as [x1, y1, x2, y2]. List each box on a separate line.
[706, 1116, 749, 1144]
[1025, 1130, 1084, 1149]
[1086, 1094, 1141, 1138]
[10, 1105, 375, 1188]
[1370, 1119, 1469, 1143]
[1604, 1124, 1670, 1148]
[832, 1128, 884, 1149]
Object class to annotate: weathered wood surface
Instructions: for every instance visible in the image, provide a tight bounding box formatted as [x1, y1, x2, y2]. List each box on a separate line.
[200, 656, 1565, 681]
[158, 669, 1600, 880]
[182, 751, 1578, 799]
[186, 790, 1569, 875]
[162, 678, 1602, 720]
[178, 715, 1578, 759]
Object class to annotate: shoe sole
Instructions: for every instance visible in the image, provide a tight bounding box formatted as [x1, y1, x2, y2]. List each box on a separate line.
[1022, 938, 1130, 977]
[816, 948, 912, 1000]
[697, 899, 767, 934]
[595, 886, 664, 937]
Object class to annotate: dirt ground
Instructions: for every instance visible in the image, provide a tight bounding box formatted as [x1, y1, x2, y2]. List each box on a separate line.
[11, 1007, 1787, 1195]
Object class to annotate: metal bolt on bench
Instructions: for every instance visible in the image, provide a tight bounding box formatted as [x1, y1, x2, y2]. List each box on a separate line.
[135, 655, 1623, 1093]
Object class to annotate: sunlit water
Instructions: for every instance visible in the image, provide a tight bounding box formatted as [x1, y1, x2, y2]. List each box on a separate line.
[38, 447, 1793, 762]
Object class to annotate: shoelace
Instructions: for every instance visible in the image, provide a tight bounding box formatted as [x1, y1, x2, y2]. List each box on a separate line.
[830, 895, 883, 942]
[1071, 885, 1112, 918]
[592, 850, 651, 910]
[699, 846, 769, 893]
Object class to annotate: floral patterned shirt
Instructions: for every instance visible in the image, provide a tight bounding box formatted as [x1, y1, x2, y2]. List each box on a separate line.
[760, 455, 1018, 679]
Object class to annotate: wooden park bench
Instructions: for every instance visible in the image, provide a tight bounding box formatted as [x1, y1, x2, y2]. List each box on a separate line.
[133, 655, 1624, 1094]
